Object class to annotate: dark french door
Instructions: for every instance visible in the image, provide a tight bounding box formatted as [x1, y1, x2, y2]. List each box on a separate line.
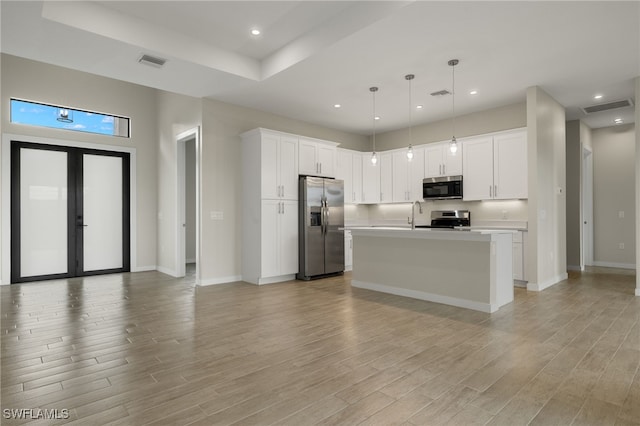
[11, 141, 130, 283]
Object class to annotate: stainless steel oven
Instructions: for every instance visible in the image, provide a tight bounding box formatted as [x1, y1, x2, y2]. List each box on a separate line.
[423, 175, 463, 200]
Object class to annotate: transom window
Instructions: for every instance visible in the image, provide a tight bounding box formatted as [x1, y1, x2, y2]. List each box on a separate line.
[10, 99, 130, 138]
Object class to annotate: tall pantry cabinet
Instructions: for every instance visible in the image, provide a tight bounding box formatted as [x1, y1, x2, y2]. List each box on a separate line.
[241, 129, 299, 284]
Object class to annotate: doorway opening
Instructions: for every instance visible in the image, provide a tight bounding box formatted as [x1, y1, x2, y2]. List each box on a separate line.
[176, 128, 201, 283]
[582, 146, 593, 268]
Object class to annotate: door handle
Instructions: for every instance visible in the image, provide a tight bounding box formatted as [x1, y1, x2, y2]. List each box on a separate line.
[494, 185, 497, 198]
[489, 185, 492, 198]
[443, 164, 446, 175]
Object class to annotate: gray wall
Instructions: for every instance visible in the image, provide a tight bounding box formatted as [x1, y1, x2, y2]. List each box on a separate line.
[593, 123, 636, 267]
[1, 54, 159, 273]
[527, 86, 567, 290]
[373, 102, 527, 151]
[197, 98, 368, 283]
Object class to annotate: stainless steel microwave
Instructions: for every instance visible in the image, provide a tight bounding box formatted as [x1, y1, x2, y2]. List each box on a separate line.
[423, 175, 463, 200]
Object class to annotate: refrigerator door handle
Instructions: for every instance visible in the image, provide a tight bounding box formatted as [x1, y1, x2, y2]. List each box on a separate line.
[325, 202, 330, 235]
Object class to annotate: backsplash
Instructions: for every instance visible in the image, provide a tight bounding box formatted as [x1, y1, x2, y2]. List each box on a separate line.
[346, 199, 528, 226]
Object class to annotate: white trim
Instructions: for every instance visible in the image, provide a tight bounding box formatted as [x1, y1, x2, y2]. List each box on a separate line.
[567, 264, 584, 271]
[351, 279, 497, 313]
[186, 258, 196, 264]
[526, 272, 569, 292]
[592, 261, 635, 270]
[1, 133, 137, 284]
[132, 265, 157, 272]
[199, 275, 243, 286]
[156, 265, 178, 277]
[635, 287, 640, 296]
[256, 274, 296, 285]
[175, 127, 201, 285]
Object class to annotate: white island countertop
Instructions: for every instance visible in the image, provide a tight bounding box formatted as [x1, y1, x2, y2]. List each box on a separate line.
[349, 226, 516, 240]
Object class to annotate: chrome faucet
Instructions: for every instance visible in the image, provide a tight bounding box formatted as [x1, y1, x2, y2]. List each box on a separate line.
[408, 200, 423, 229]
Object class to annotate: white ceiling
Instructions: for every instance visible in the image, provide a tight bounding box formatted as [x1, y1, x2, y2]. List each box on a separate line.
[1, 1, 638, 134]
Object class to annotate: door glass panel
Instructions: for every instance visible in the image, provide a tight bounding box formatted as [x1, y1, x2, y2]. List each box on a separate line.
[83, 154, 123, 271]
[20, 148, 68, 277]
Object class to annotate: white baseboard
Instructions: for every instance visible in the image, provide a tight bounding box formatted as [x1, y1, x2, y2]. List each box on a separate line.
[132, 265, 157, 273]
[186, 258, 196, 264]
[156, 265, 179, 277]
[592, 261, 635, 270]
[199, 275, 242, 286]
[351, 279, 497, 313]
[636, 287, 640, 296]
[527, 272, 568, 292]
[255, 274, 296, 285]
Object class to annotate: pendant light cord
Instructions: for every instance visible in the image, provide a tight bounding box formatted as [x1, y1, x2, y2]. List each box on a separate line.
[451, 63, 456, 139]
[370, 86, 378, 153]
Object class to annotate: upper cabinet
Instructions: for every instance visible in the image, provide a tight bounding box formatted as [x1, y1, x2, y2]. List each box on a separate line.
[361, 153, 381, 204]
[242, 128, 299, 200]
[299, 137, 337, 177]
[392, 147, 425, 202]
[425, 142, 462, 178]
[336, 149, 363, 204]
[462, 129, 527, 201]
[380, 152, 394, 203]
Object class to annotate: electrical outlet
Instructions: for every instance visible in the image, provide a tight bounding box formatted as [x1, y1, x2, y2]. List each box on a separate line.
[210, 211, 224, 220]
[619, 243, 625, 250]
[501, 210, 508, 220]
[619, 211, 625, 218]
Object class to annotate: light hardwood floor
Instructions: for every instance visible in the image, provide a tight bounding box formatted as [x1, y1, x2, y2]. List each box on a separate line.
[1, 267, 639, 425]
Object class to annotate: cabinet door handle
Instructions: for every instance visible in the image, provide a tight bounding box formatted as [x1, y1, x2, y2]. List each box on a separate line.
[494, 185, 497, 198]
[320, 163, 322, 174]
[282, 202, 285, 214]
[489, 185, 492, 198]
[443, 164, 446, 175]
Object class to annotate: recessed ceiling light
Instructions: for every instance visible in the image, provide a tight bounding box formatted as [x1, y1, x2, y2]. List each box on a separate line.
[614, 118, 623, 124]
[594, 94, 603, 100]
[334, 104, 341, 108]
[374, 116, 381, 120]
[470, 90, 478, 95]
[416, 105, 423, 109]
[251, 29, 261, 36]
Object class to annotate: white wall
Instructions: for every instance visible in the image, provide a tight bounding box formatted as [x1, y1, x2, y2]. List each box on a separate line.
[527, 86, 567, 291]
[636, 76, 640, 296]
[565, 120, 584, 269]
[592, 124, 636, 268]
[155, 91, 202, 275]
[185, 140, 196, 262]
[0, 54, 158, 274]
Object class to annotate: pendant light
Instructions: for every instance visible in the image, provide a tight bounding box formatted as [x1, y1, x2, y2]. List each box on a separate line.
[57, 108, 73, 123]
[370, 86, 379, 165]
[448, 59, 459, 154]
[405, 74, 415, 160]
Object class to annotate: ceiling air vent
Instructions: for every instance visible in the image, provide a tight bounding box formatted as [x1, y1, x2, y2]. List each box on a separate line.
[431, 89, 451, 96]
[138, 54, 166, 68]
[582, 99, 634, 114]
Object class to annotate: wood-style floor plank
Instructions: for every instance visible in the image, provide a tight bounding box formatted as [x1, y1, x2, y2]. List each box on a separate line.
[1, 266, 639, 425]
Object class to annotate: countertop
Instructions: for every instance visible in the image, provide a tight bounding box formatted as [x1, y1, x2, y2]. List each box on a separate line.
[349, 226, 516, 241]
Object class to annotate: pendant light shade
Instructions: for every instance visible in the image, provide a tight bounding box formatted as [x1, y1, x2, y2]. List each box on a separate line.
[57, 108, 73, 123]
[405, 74, 415, 160]
[448, 59, 459, 154]
[370, 86, 379, 165]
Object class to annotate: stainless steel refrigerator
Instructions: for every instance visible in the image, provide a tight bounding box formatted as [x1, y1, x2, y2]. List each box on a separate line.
[297, 176, 344, 280]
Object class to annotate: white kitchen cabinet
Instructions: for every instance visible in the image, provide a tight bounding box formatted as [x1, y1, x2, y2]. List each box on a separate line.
[344, 230, 353, 271]
[380, 152, 393, 203]
[259, 132, 299, 200]
[493, 131, 528, 200]
[462, 129, 527, 201]
[512, 231, 524, 281]
[361, 153, 381, 204]
[261, 200, 298, 279]
[241, 128, 301, 285]
[393, 147, 425, 202]
[336, 149, 363, 204]
[299, 137, 337, 177]
[425, 142, 462, 178]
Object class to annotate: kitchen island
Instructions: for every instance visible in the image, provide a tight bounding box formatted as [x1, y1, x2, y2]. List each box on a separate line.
[349, 227, 514, 313]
